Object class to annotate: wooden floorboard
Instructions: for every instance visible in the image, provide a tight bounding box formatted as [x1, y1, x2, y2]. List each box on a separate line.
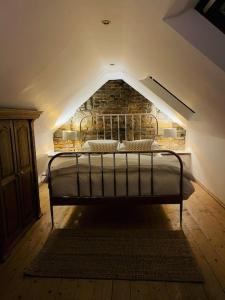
[0, 183, 225, 299]
[112, 280, 131, 300]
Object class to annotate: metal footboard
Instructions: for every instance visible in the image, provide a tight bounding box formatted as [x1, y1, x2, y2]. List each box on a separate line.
[48, 150, 183, 227]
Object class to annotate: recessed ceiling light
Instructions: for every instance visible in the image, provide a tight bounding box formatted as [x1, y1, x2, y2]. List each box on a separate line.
[102, 20, 111, 25]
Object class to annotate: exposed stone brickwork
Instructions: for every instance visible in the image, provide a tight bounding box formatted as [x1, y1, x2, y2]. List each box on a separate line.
[53, 80, 185, 151]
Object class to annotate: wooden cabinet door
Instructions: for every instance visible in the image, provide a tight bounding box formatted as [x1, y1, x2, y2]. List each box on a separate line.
[13, 120, 36, 226]
[0, 120, 22, 253]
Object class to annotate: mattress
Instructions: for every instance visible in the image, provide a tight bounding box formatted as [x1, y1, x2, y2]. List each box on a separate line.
[49, 153, 195, 199]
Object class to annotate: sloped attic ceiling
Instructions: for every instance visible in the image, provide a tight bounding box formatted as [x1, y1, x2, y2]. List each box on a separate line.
[0, 0, 225, 138]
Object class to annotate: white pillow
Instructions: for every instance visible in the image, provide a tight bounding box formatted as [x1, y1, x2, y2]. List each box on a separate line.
[88, 140, 118, 152]
[81, 139, 118, 152]
[117, 142, 126, 151]
[81, 141, 91, 152]
[151, 141, 160, 150]
[122, 139, 153, 152]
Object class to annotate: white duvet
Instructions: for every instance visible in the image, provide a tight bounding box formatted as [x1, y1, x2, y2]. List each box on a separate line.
[49, 153, 194, 199]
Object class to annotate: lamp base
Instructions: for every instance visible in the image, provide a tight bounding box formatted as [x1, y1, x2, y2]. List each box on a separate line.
[169, 138, 173, 150]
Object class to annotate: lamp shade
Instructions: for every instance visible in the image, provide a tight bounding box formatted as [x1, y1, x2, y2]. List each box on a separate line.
[163, 128, 176, 138]
[62, 130, 78, 141]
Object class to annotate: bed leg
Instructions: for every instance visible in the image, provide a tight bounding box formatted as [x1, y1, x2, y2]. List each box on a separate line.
[50, 204, 54, 229]
[180, 201, 183, 228]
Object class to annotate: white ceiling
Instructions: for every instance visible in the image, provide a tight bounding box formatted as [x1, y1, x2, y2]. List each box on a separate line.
[0, 0, 225, 138]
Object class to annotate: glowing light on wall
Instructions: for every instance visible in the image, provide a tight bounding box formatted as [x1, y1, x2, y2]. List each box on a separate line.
[54, 70, 186, 129]
[54, 73, 109, 128]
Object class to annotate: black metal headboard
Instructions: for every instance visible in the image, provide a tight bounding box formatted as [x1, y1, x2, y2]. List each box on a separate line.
[79, 113, 158, 143]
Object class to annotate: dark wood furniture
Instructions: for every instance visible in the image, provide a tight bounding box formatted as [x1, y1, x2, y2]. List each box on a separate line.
[0, 108, 42, 260]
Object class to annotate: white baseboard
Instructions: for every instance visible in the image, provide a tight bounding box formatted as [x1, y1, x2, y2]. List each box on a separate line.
[195, 179, 225, 210]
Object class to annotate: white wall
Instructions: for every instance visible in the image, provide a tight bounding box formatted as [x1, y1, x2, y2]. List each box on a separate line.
[34, 115, 54, 183]
[163, 5, 225, 205]
[187, 120, 225, 205]
[188, 128, 225, 204]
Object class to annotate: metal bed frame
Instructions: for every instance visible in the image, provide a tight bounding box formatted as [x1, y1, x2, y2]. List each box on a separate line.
[48, 113, 184, 227]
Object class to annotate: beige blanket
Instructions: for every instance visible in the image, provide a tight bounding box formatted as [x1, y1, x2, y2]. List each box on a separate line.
[49, 153, 194, 199]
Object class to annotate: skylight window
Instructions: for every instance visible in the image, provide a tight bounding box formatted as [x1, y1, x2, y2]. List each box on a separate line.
[195, 0, 225, 34]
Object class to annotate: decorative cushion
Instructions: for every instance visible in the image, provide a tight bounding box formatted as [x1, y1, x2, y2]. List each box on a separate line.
[88, 140, 118, 152]
[122, 139, 153, 152]
[117, 142, 126, 151]
[81, 140, 118, 152]
[151, 141, 160, 150]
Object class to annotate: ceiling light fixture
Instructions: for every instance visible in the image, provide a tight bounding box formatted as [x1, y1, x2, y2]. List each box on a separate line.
[102, 19, 111, 25]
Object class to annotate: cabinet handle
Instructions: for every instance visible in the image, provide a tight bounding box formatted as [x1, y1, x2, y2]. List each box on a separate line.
[15, 171, 24, 177]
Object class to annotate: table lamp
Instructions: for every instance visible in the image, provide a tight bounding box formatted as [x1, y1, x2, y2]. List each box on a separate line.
[62, 130, 78, 151]
[163, 128, 176, 150]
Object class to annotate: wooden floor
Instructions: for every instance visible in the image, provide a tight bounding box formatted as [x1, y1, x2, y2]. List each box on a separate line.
[1, 183, 225, 300]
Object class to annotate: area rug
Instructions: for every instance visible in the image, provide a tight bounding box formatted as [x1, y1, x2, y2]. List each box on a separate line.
[24, 229, 203, 282]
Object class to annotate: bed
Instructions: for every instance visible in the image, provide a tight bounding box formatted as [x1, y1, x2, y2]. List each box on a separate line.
[48, 113, 194, 227]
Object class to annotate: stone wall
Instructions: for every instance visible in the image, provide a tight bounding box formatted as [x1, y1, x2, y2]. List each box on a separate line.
[53, 80, 185, 151]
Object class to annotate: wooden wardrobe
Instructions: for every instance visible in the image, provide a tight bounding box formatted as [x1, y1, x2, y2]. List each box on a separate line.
[0, 108, 41, 260]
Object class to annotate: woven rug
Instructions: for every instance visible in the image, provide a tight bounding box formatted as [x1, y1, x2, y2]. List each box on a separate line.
[24, 229, 203, 282]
